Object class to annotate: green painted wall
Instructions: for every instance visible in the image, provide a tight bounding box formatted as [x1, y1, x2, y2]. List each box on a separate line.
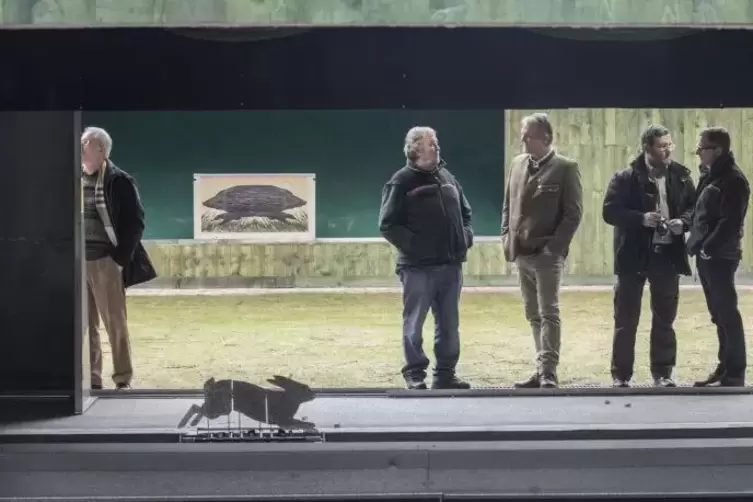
[2, 0, 752, 27]
[134, 107, 753, 288]
[83, 110, 505, 239]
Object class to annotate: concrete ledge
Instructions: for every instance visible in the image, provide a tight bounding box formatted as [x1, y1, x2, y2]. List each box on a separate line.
[3, 440, 753, 499]
[126, 284, 753, 296]
[139, 239, 753, 289]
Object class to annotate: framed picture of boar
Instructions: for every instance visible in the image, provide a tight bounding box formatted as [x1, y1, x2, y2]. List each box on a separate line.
[193, 173, 316, 242]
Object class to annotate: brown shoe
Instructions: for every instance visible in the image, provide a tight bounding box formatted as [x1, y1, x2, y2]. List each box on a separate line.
[514, 373, 540, 389]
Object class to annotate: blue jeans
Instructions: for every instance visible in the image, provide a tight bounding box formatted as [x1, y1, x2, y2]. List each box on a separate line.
[398, 264, 462, 379]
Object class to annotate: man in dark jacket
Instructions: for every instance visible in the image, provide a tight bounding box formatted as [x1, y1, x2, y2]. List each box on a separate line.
[378, 126, 473, 391]
[603, 125, 696, 388]
[81, 126, 157, 390]
[687, 127, 750, 387]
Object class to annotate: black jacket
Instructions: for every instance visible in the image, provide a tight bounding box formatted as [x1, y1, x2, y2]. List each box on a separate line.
[686, 153, 750, 261]
[103, 161, 157, 287]
[603, 155, 696, 276]
[378, 161, 473, 268]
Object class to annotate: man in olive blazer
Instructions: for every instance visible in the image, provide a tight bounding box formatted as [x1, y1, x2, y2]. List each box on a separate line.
[501, 113, 583, 388]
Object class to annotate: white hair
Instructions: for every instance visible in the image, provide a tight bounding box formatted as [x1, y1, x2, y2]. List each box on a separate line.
[82, 126, 113, 158]
[403, 126, 437, 159]
[521, 113, 553, 145]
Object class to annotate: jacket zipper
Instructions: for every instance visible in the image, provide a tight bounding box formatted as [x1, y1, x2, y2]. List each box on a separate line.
[433, 173, 454, 262]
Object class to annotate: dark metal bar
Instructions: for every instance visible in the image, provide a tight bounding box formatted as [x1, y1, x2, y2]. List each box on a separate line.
[89, 385, 753, 401]
[91, 387, 390, 399]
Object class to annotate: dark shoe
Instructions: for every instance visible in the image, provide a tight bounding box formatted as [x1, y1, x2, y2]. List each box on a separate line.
[404, 375, 427, 390]
[116, 383, 131, 390]
[91, 384, 103, 390]
[613, 378, 630, 388]
[432, 375, 471, 390]
[653, 377, 676, 388]
[539, 373, 558, 388]
[720, 376, 745, 387]
[514, 373, 540, 389]
[693, 371, 724, 387]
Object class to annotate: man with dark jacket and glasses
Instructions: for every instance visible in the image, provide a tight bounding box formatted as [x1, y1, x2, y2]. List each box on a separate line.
[688, 127, 750, 387]
[603, 125, 696, 388]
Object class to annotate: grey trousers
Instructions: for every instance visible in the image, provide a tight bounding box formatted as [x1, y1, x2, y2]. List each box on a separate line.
[516, 252, 564, 375]
[398, 264, 463, 379]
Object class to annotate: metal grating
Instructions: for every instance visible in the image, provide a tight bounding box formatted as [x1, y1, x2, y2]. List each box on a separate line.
[183, 426, 324, 443]
[386, 383, 753, 398]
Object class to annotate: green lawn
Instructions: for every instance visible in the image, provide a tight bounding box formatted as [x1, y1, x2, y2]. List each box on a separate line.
[113, 291, 753, 389]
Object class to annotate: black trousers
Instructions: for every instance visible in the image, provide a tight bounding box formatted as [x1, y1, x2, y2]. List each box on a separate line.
[697, 257, 746, 379]
[611, 247, 679, 381]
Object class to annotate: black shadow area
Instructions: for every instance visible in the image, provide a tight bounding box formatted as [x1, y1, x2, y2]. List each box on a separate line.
[178, 375, 316, 430]
[0, 111, 84, 416]
[0, 27, 752, 110]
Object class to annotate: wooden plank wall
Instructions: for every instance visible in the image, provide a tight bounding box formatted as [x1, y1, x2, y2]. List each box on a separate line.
[142, 240, 511, 288]
[141, 108, 753, 288]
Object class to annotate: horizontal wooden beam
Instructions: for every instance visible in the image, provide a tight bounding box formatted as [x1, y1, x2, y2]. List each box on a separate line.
[2, 0, 753, 28]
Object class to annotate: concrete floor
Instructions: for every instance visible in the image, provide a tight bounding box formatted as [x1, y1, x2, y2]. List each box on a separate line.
[5, 394, 753, 499]
[4, 393, 753, 438]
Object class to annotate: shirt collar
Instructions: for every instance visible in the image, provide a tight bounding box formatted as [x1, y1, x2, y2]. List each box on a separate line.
[529, 148, 554, 170]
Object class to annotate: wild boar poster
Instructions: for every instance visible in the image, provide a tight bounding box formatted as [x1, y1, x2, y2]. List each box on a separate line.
[193, 173, 316, 242]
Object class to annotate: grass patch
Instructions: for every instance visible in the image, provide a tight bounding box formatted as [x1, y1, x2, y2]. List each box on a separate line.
[112, 290, 753, 389]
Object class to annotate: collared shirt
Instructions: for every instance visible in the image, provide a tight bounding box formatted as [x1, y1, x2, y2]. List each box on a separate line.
[646, 155, 672, 245]
[527, 148, 555, 175]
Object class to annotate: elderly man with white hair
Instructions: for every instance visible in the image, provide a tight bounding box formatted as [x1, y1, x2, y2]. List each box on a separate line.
[81, 126, 156, 390]
[378, 126, 473, 390]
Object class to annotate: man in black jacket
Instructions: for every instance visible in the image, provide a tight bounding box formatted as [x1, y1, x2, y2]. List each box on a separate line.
[687, 127, 750, 387]
[81, 126, 157, 390]
[378, 126, 473, 391]
[603, 125, 696, 388]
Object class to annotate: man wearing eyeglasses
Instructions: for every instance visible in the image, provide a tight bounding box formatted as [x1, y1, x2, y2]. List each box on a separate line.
[603, 125, 696, 388]
[688, 127, 750, 387]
